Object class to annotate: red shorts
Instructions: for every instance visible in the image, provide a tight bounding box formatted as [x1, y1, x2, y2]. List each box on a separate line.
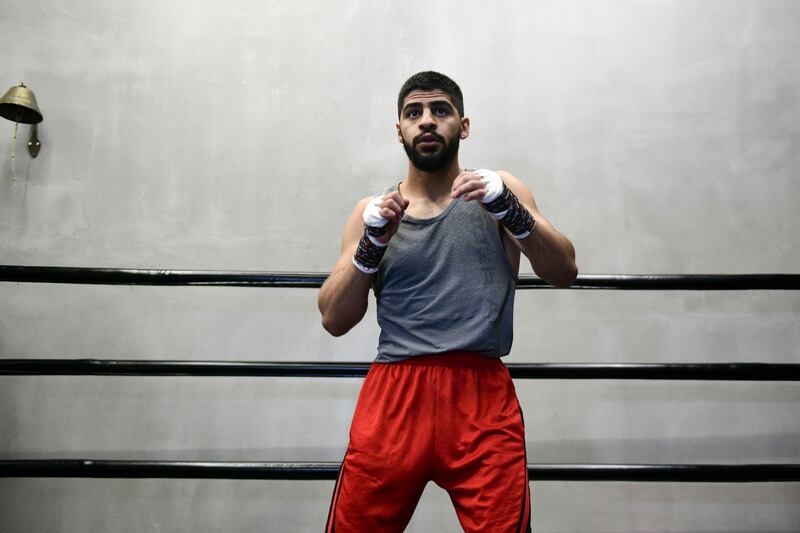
[326, 352, 531, 533]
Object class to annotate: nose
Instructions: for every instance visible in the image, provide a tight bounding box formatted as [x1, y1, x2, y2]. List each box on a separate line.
[419, 108, 437, 130]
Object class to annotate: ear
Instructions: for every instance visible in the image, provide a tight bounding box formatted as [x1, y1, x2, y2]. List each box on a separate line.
[460, 117, 470, 139]
[396, 122, 404, 144]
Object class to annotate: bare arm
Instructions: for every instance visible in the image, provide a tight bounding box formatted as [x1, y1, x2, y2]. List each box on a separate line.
[318, 192, 409, 336]
[498, 171, 577, 287]
[451, 170, 578, 288]
[318, 197, 373, 336]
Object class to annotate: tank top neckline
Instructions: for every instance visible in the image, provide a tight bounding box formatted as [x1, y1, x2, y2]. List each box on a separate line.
[394, 181, 461, 225]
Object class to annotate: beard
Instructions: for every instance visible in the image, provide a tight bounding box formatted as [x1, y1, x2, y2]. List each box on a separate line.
[402, 132, 460, 172]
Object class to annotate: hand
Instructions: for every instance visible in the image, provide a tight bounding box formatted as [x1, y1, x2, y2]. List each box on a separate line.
[451, 169, 504, 203]
[451, 170, 487, 202]
[362, 190, 409, 244]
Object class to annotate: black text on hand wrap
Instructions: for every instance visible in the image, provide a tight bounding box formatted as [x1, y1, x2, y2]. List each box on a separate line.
[482, 184, 536, 239]
[353, 227, 388, 274]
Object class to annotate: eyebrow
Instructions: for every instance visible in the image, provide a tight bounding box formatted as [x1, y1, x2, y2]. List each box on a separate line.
[401, 100, 455, 113]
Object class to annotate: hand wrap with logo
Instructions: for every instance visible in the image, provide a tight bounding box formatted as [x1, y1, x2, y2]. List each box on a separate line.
[475, 169, 536, 239]
[352, 196, 389, 274]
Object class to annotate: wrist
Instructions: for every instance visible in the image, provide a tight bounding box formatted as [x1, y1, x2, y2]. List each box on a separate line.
[352, 226, 388, 274]
[483, 184, 536, 239]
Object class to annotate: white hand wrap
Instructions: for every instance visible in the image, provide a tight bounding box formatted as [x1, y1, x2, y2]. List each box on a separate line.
[475, 169, 506, 217]
[473, 168, 536, 239]
[362, 195, 389, 247]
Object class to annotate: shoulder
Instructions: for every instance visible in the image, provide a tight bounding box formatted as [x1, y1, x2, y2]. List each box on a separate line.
[354, 185, 393, 212]
[355, 196, 373, 210]
[341, 197, 372, 236]
[339, 196, 371, 223]
[496, 170, 529, 194]
[342, 196, 373, 229]
[497, 170, 535, 199]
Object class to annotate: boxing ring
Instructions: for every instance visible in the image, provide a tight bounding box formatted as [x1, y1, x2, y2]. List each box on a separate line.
[1, 264, 799, 485]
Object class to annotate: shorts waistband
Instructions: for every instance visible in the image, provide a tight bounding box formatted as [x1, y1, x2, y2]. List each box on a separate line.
[375, 352, 502, 368]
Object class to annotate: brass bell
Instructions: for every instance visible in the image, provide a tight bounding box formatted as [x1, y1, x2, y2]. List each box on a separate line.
[0, 83, 43, 124]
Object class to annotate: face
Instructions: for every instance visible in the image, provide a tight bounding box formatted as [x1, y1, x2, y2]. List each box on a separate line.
[396, 90, 469, 172]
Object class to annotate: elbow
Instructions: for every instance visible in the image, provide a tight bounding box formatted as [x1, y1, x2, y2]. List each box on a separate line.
[321, 314, 352, 337]
[318, 294, 352, 337]
[318, 298, 367, 337]
[551, 262, 578, 288]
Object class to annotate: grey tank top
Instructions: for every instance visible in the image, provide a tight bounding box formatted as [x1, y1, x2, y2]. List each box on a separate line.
[374, 184, 518, 362]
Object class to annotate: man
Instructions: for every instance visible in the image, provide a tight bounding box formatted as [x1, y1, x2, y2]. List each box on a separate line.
[319, 71, 577, 532]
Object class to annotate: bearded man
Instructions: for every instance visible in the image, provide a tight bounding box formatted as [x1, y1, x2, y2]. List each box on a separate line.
[319, 71, 577, 532]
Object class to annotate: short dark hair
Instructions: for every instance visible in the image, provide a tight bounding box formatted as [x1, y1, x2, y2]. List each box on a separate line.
[397, 71, 464, 119]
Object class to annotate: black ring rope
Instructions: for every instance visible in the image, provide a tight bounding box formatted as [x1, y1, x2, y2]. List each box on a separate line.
[3, 268, 798, 485]
[2, 359, 799, 380]
[1, 460, 798, 482]
[1, 265, 799, 290]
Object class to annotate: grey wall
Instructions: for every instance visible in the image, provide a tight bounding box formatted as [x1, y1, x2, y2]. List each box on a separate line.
[1, 1, 799, 531]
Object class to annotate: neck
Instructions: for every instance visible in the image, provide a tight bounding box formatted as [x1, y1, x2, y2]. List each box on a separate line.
[403, 156, 462, 200]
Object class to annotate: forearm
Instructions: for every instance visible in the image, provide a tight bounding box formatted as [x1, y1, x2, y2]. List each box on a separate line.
[318, 260, 373, 337]
[517, 221, 577, 287]
[453, 169, 577, 288]
[319, 191, 408, 337]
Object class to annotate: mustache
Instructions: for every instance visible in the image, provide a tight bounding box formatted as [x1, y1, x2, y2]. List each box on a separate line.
[413, 132, 445, 145]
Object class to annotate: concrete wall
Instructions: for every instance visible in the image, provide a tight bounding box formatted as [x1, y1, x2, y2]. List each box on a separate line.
[1, 1, 798, 531]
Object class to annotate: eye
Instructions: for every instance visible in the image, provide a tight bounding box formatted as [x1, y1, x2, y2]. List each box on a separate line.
[406, 109, 421, 119]
[433, 106, 449, 116]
